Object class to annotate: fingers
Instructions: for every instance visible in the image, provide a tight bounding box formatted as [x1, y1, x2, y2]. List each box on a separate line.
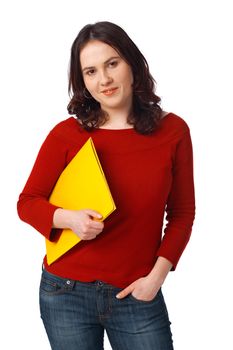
[89, 220, 104, 230]
[85, 225, 103, 235]
[84, 209, 104, 230]
[87, 220, 104, 234]
[116, 285, 134, 299]
[84, 209, 102, 220]
[82, 232, 98, 240]
[70, 209, 104, 240]
[79, 221, 103, 236]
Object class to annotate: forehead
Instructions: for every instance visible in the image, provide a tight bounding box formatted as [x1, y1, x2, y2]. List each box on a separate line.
[80, 40, 119, 67]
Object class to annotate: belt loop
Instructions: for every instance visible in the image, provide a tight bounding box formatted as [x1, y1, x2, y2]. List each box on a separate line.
[65, 279, 75, 290]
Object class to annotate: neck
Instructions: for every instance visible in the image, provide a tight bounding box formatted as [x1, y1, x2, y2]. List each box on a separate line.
[101, 106, 133, 129]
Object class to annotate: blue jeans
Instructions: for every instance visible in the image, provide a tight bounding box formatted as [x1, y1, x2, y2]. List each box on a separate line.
[39, 268, 174, 350]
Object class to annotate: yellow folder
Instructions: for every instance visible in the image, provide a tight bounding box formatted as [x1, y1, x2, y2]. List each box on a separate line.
[46, 137, 116, 265]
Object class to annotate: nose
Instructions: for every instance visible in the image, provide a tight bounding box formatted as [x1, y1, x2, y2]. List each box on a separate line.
[99, 70, 113, 86]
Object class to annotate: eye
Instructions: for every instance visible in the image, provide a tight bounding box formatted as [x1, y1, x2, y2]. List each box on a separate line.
[108, 60, 118, 68]
[85, 69, 96, 76]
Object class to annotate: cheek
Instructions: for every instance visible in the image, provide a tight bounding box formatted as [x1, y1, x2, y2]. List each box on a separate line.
[125, 73, 134, 90]
[83, 78, 96, 94]
[129, 73, 134, 86]
[117, 72, 133, 89]
[122, 67, 134, 86]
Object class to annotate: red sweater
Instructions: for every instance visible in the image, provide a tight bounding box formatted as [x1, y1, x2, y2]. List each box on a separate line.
[17, 113, 195, 288]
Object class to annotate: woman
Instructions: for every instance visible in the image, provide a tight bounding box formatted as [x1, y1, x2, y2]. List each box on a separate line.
[17, 21, 195, 350]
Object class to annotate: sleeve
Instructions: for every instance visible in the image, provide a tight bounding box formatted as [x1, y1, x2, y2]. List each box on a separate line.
[156, 128, 196, 269]
[17, 129, 68, 240]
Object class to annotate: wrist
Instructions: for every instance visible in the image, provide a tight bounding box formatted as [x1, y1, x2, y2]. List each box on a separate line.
[146, 256, 173, 285]
[146, 271, 165, 286]
[52, 208, 71, 229]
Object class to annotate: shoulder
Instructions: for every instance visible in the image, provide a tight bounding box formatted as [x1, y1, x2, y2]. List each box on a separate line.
[50, 116, 79, 134]
[154, 112, 192, 145]
[160, 112, 190, 136]
[48, 116, 86, 144]
[161, 112, 190, 129]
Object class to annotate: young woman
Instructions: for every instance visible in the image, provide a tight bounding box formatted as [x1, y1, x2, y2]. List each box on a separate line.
[17, 21, 195, 350]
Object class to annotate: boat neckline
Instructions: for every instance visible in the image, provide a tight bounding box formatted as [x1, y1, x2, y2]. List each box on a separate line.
[88, 112, 172, 131]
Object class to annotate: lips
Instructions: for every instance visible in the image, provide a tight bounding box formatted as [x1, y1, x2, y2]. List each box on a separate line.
[101, 87, 118, 96]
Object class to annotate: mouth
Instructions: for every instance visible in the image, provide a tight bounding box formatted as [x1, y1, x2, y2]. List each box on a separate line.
[101, 87, 119, 96]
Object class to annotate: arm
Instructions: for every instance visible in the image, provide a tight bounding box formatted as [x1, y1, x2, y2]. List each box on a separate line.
[117, 128, 195, 300]
[116, 256, 172, 300]
[156, 128, 196, 269]
[17, 129, 67, 240]
[147, 256, 173, 285]
[17, 128, 104, 241]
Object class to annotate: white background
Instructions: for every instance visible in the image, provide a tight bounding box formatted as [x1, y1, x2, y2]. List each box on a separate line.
[1, 0, 232, 349]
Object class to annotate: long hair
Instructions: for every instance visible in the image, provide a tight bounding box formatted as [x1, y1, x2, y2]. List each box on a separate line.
[67, 21, 162, 134]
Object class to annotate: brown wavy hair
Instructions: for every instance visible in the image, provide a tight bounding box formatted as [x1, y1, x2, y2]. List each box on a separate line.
[67, 21, 163, 134]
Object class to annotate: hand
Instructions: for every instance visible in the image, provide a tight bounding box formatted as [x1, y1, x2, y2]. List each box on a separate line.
[52, 208, 104, 240]
[116, 276, 162, 302]
[67, 209, 104, 240]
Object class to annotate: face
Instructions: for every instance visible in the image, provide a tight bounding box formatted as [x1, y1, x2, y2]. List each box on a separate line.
[80, 40, 134, 113]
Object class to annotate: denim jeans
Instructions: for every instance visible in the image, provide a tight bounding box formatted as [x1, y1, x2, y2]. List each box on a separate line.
[39, 268, 174, 350]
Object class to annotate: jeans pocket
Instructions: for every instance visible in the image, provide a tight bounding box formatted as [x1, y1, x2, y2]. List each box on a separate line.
[128, 288, 162, 304]
[39, 268, 76, 296]
[40, 277, 65, 295]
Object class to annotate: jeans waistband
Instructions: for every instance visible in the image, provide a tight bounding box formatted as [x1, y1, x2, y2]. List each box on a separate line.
[42, 264, 121, 289]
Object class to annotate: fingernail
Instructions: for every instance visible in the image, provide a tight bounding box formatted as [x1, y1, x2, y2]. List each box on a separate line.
[116, 294, 121, 298]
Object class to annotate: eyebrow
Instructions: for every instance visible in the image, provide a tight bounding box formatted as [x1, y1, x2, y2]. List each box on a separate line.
[82, 56, 120, 72]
